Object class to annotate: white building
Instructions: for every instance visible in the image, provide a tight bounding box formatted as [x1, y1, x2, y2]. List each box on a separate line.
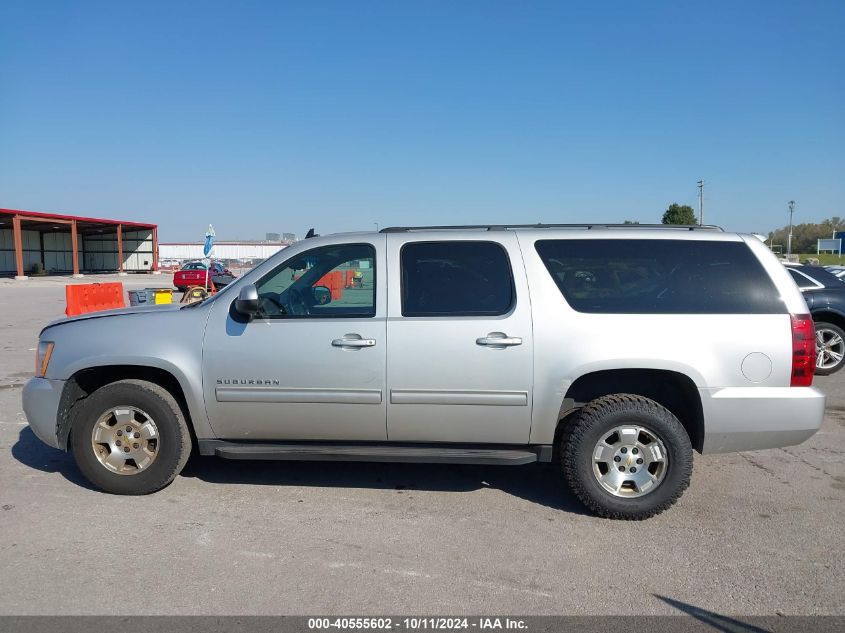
[158, 240, 291, 265]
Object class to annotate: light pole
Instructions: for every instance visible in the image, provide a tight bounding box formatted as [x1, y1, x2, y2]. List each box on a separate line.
[787, 200, 796, 257]
[697, 180, 704, 225]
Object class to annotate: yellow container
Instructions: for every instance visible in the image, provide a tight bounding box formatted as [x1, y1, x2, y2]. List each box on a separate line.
[148, 288, 173, 304]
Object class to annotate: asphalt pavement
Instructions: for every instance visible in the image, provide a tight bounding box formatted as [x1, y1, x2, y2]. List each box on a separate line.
[0, 275, 843, 616]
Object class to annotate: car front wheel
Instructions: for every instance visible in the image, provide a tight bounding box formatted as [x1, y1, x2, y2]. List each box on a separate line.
[70, 379, 192, 494]
[561, 394, 693, 520]
[815, 322, 845, 376]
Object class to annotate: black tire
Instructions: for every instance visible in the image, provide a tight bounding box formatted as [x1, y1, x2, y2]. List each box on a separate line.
[561, 394, 693, 520]
[70, 379, 192, 495]
[814, 322, 845, 376]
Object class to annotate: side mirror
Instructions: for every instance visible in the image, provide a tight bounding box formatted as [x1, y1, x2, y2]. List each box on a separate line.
[312, 285, 332, 305]
[235, 284, 260, 317]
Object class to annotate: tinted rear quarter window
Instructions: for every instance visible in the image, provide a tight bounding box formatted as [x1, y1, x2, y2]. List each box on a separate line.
[790, 266, 842, 288]
[535, 239, 784, 314]
[788, 268, 819, 289]
[401, 241, 514, 316]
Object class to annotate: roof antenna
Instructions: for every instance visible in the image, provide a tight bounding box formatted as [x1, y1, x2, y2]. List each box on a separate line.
[305, 228, 318, 239]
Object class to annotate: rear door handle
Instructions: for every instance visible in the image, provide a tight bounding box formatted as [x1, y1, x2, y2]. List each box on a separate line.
[332, 335, 376, 348]
[476, 333, 523, 347]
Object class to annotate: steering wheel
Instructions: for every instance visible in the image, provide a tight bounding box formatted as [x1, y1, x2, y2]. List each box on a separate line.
[258, 293, 286, 317]
[286, 287, 310, 316]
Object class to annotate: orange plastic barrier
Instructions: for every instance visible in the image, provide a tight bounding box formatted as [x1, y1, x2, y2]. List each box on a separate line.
[294, 271, 346, 301]
[316, 271, 344, 301]
[65, 282, 126, 317]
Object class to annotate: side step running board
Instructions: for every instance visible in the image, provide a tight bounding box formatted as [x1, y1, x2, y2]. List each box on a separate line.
[199, 441, 545, 465]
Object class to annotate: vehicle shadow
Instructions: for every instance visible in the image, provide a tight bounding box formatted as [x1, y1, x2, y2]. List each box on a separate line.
[11, 426, 98, 491]
[653, 595, 773, 632]
[11, 426, 588, 515]
[182, 453, 590, 515]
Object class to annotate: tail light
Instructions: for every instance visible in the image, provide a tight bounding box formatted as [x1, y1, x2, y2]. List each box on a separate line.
[790, 314, 815, 387]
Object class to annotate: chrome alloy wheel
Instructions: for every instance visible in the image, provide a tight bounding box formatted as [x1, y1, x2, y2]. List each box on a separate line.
[90, 407, 160, 475]
[592, 425, 669, 498]
[816, 327, 845, 371]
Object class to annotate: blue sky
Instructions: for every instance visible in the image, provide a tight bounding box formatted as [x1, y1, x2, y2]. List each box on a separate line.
[1, 1, 842, 241]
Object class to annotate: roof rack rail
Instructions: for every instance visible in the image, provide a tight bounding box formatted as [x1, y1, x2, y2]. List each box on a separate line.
[379, 223, 724, 233]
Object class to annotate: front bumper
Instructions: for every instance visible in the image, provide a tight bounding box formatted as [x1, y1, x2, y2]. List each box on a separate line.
[700, 386, 826, 453]
[22, 377, 66, 450]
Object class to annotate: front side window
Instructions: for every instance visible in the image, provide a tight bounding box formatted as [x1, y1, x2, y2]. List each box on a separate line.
[401, 241, 514, 317]
[255, 243, 375, 318]
[535, 239, 785, 314]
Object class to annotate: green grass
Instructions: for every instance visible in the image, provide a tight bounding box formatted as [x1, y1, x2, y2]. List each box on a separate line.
[792, 253, 845, 265]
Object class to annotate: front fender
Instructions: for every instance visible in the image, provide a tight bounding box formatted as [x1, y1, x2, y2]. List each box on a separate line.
[41, 308, 215, 441]
[61, 355, 211, 439]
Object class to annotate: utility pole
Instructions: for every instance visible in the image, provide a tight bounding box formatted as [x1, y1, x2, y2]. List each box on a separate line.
[697, 180, 704, 225]
[787, 200, 796, 257]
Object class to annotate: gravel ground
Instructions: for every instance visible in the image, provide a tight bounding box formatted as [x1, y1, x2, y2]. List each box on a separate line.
[0, 274, 842, 615]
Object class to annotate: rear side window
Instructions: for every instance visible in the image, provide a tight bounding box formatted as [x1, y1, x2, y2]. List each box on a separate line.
[535, 239, 785, 314]
[401, 241, 514, 316]
[788, 268, 821, 290]
[789, 266, 842, 288]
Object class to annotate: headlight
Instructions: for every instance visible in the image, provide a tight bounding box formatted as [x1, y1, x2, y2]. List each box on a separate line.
[35, 341, 54, 378]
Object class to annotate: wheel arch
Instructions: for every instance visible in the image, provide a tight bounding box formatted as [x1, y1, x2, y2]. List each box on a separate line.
[811, 311, 845, 374]
[57, 364, 200, 450]
[554, 368, 705, 454]
[811, 309, 845, 331]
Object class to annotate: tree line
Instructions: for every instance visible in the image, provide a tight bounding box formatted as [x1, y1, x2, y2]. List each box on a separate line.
[626, 205, 844, 253]
[766, 218, 845, 253]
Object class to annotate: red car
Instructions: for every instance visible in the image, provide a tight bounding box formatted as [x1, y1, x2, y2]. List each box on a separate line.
[173, 261, 235, 292]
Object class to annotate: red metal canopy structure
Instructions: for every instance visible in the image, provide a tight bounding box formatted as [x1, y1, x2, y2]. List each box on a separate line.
[0, 207, 158, 278]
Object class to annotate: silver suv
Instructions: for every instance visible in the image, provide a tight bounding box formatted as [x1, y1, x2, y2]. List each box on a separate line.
[23, 224, 826, 519]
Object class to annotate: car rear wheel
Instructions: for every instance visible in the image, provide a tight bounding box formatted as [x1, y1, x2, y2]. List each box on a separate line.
[560, 394, 693, 520]
[814, 322, 845, 376]
[70, 379, 191, 494]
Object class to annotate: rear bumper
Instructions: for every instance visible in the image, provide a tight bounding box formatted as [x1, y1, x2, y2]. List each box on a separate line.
[700, 386, 826, 453]
[22, 377, 65, 450]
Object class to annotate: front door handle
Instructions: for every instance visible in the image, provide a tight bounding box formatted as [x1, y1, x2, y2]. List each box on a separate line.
[476, 333, 523, 348]
[332, 334, 376, 349]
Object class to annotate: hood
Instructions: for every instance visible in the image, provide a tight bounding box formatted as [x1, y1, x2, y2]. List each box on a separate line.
[42, 303, 186, 333]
